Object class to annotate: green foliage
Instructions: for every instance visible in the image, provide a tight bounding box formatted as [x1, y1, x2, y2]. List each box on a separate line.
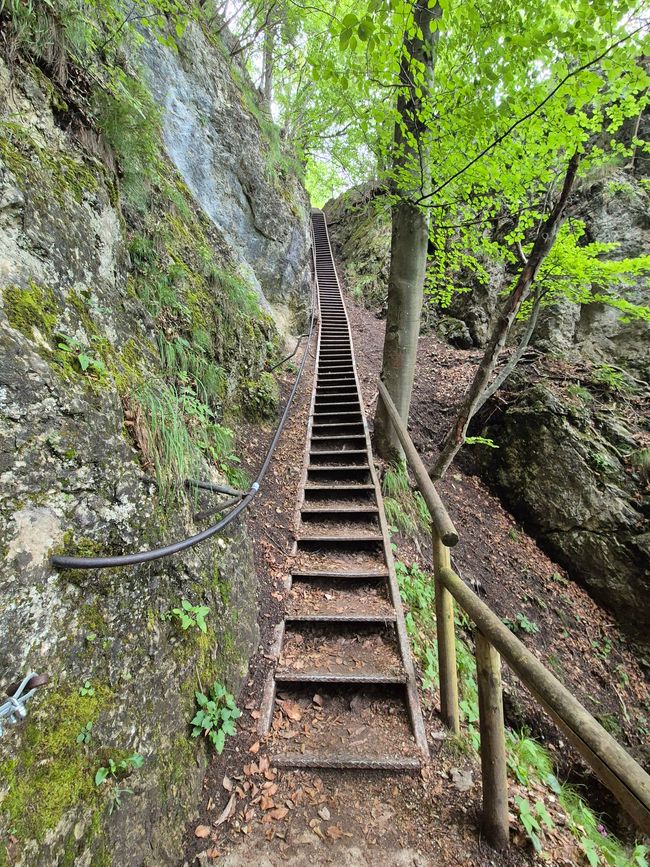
[241, 372, 280, 420]
[163, 599, 211, 633]
[502, 612, 540, 635]
[76, 721, 93, 745]
[94, 753, 144, 787]
[593, 364, 635, 394]
[79, 680, 95, 697]
[382, 461, 410, 498]
[382, 462, 433, 539]
[515, 795, 555, 853]
[464, 436, 499, 449]
[191, 681, 241, 753]
[56, 333, 108, 378]
[397, 554, 646, 864]
[384, 496, 417, 536]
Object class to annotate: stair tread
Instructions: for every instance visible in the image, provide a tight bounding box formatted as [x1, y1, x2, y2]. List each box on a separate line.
[271, 754, 421, 771]
[291, 569, 389, 579]
[275, 669, 404, 683]
[301, 505, 379, 513]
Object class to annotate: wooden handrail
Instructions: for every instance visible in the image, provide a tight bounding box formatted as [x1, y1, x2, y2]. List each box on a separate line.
[378, 379, 650, 841]
[378, 380, 459, 546]
[440, 565, 650, 833]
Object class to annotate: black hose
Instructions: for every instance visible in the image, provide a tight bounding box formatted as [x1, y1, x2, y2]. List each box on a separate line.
[185, 479, 245, 497]
[267, 332, 310, 372]
[52, 286, 316, 571]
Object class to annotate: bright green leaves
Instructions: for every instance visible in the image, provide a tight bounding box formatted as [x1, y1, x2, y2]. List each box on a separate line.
[338, 11, 377, 51]
[191, 682, 241, 753]
[162, 598, 211, 633]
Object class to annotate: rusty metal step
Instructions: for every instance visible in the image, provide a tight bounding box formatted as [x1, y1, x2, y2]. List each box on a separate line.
[284, 613, 397, 625]
[310, 436, 366, 446]
[291, 569, 389, 580]
[300, 505, 379, 515]
[275, 670, 404, 683]
[272, 754, 421, 771]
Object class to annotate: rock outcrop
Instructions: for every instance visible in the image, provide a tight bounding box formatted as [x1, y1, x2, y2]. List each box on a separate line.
[474, 365, 650, 642]
[0, 13, 310, 865]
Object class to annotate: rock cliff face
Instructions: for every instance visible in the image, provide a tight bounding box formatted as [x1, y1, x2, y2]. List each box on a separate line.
[0, 14, 310, 866]
[474, 367, 650, 644]
[140, 22, 310, 319]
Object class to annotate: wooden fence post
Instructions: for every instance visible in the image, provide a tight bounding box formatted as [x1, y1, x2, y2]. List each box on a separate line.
[432, 528, 460, 734]
[475, 629, 509, 850]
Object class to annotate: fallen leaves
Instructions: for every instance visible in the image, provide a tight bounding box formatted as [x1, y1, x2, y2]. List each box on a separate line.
[215, 793, 237, 826]
[194, 825, 210, 839]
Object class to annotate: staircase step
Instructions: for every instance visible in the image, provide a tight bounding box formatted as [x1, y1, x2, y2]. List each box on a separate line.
[272, 754, 421, 771]
[268, 684, 421, 768]
[291, 569, 389, 580]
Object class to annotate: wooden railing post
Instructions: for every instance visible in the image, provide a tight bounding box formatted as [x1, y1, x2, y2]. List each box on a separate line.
[432, 528, 460, 734]
[475, 629, 509, 850]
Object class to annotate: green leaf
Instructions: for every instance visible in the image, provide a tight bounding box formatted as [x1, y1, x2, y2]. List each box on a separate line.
[78, 354, 91, 372]
[214, 728, 226, 754]
[95, 767, 110, 786]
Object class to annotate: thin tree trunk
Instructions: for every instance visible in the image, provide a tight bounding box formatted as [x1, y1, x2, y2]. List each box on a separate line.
[374, 1, 441, 459]
[429, 151, 580, 481]
[473, 287, 545, 413]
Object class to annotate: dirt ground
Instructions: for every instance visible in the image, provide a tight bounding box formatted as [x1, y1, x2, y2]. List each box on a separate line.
[179, 289, 648, 866]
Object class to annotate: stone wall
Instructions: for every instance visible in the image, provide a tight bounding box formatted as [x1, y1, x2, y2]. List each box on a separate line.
[0, 15, 310, 863]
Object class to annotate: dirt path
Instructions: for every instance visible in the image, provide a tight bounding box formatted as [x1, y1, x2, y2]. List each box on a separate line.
[179, 287, 648, 867]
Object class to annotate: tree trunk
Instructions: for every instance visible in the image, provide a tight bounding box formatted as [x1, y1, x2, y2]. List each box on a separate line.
[429, 151, 580, 481]
[473, 287, 544, 414]
[374, 0, 441, 459]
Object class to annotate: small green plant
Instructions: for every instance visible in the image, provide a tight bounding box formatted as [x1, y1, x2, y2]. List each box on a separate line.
[465, 435, 499, 448]
[95, 754, 144, 787]
[382, 461, 410, 498]
[384, 496, 417, 536]
[191, 681, 241, 753]
[79, 680, 95, 697]
[76, 721, 93, 745]
[57, 334, 107, 376]
[503, 613, 540, 635]
[507, 527, 520, 542]
[163, 599, 210, 633]
[567, 383, 593, 402]
[515, 795, 554, 853]
[593, 364, 634, 394]
[550, 571, 569, 586]
[590, 451, 611, 472]
[591, 637, 613, 660]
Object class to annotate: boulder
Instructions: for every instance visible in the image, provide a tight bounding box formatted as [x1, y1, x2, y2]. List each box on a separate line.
[477, 373, 649, 635]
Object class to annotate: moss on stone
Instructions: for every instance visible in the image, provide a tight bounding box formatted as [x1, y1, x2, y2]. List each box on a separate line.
[241, 372, 280, 420]
[0, 121, 99, 205]
[3, 281, 59, 341]
[0, 684, 112, 844]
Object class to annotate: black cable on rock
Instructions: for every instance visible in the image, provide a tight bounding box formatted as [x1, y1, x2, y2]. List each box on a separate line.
[52, 283, 317, 571]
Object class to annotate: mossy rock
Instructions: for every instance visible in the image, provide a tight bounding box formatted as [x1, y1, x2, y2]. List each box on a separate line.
[0, 684, 113, 847]
[240, 372, 280, 420]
